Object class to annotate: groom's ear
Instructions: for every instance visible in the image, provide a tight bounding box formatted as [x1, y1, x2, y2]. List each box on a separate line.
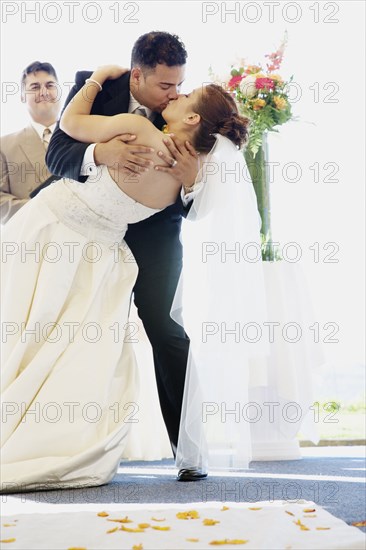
[130, 67, 142, 86]
[183, 113, 200, 127]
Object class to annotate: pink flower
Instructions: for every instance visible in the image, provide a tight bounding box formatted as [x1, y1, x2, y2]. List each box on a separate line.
[255, 77, 275, 90]
[265, 32, 287, 72]
[265, 52, 283, 72]
[228, 74, 244, 89]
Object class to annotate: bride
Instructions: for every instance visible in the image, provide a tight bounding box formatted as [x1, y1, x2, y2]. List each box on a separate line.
[1, 65, 266, 492]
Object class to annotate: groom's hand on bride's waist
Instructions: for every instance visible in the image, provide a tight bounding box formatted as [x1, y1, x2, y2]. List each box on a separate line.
[155, 135, 199, 189]
[94, 133, 154, 175]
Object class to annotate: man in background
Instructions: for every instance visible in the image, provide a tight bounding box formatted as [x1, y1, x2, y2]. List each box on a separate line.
[0, 61, 61, 223]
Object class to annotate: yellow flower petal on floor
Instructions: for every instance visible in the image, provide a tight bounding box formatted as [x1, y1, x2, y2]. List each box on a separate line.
[107, 516, 133, 523]
[285, 511, 295, 516]
[176, 510, 200, 520]
[209, 539, 249, 545]
[151, 525, 171, 531]
[186, 538, 200, 542]
[293, 519, 310, 531]
[132, 545, 143, 550]
[248, 507, 262, 511]
[0, 540, 16, 544]
[137, 523, 150, 529]
[106, 527, 119, 534]
[221, 506, 229, 511]
[151, 517, 166, 522]
[97, 511, 109, 517]
[121, 525, 145, 533]
[303, 508, 316, 513]
[203, 518, 220, 525]
[316, 527, 331, 530]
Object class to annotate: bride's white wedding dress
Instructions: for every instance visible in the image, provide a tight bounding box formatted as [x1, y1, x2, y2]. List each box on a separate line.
[0, 165, 163, 492]
[2, 134, 312, 492]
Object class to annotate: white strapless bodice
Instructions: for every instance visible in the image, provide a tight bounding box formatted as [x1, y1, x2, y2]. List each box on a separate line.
[39, 165, 161, 244]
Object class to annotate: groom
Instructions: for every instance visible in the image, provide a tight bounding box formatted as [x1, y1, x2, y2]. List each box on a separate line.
[46, 32, 206, 481]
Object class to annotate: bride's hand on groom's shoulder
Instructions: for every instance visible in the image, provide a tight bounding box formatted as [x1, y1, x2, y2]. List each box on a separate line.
[155, 135, 200, 188]
[94, 65, 129, 81]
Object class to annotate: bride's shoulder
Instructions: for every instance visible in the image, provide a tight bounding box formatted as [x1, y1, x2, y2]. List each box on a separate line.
[128, 113, 157, 135]
[137, 117, 164, 147]
[108, 112, 157, 142]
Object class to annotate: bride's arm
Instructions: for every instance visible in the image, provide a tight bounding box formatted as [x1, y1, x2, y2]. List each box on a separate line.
[60, 66, 149, 143]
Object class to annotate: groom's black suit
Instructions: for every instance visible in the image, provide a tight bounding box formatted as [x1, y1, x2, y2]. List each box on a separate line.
[46, 71, 189, 451]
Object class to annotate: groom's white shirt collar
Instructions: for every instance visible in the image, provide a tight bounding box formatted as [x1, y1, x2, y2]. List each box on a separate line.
[128, 93, 153, 120]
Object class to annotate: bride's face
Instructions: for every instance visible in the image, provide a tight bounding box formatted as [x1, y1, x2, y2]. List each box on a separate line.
[162, 87, 204, 124]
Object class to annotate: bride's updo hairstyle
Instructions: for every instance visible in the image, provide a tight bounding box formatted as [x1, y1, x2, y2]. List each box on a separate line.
[193, 84, 250, 153]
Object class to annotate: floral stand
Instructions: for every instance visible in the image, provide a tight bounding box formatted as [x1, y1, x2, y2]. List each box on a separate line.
[248, 261, 325, 460]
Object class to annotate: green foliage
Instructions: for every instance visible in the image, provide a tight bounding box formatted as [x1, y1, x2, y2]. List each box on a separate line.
[312, 400, 366, 413]
[261, 233, 282, 261]
[238, 88, 292, 158]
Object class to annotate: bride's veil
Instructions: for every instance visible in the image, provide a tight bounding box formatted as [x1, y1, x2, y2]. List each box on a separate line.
[171, 134, 270, 470]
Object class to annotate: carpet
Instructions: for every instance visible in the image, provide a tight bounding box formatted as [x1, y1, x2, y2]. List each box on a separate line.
[1, 500, 365, 549]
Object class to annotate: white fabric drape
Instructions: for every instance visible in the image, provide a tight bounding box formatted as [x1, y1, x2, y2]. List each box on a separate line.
[172, 135, 270, 470]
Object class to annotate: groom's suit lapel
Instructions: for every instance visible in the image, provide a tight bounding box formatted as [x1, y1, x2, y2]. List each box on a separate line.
[152, 113, 166, 131]
[102, 72, 131, 116]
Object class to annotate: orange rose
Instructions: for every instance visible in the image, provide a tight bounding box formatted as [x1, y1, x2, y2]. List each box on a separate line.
[273, 96, 287, 110]
[246, 65, 262, 75]
[252, 99, 266, 111]
[269, 74, 284, 84]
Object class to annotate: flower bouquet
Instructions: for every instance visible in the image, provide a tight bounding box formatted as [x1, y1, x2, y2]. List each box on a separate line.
[210, 35, 293, 260]
[224, 33, 293, 158]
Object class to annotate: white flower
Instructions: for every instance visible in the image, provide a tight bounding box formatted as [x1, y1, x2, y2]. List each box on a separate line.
[239, 74, 258, 98]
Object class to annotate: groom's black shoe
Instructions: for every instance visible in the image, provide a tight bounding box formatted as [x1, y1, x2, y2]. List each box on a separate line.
[177, 468, 208, 482]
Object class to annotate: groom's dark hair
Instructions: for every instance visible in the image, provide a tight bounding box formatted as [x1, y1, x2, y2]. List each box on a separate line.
[131, 32, 187, 73]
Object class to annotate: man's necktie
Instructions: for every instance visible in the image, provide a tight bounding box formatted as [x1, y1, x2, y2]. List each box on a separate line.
[134, 107, 147, 118]
[42, 128, 52, 150]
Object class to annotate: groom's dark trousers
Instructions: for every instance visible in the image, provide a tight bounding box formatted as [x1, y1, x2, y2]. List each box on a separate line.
[46, 71, 189, 450]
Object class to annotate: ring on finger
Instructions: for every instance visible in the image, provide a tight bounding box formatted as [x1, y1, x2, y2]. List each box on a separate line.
[171, 159, 178, 168]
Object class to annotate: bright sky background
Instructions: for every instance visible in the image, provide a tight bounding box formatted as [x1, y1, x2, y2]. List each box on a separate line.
[1, 1, 365, 397]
